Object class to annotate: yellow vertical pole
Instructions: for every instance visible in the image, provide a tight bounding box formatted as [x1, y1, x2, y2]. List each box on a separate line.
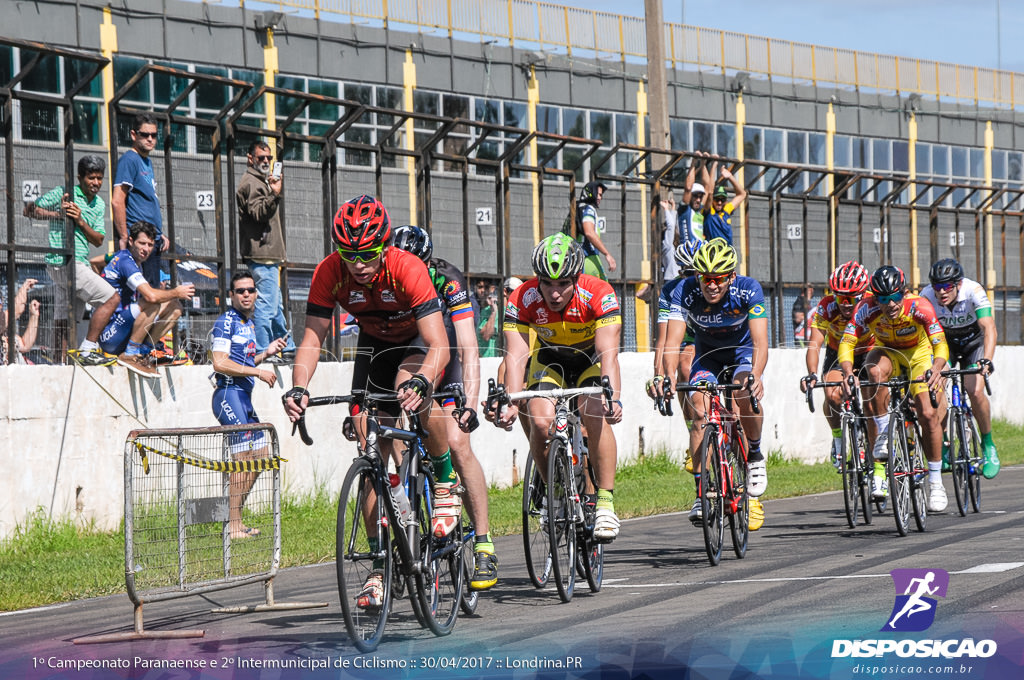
[735, 91, 746, 276]
[99, 7, 118, 252]
[908, 112, 919, 288]
[263, 27, 279, 149]
[634, 80, 650, 351]
[826, 101, 837, 272]
[984, 121, 996, 296]
[404, 49, 417, 220]
[528, 65, 540, 244]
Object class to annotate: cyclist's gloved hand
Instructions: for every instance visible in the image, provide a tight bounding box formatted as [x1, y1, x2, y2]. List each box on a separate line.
[800, 373, 817, 392]
[397, 373, 431, 412]
[646, 375, 665, 400]
[456, 407, 480, 433]
[282, 386, 309, 421]
[978, 358, 994, 375]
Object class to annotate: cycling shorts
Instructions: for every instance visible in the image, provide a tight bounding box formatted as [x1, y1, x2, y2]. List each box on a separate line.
[876, 347, 935, 398]
[948, 338, 984, 370]
[823, 346, 866, 375]
[688, 344, 754, 386]
[526, 349, 602, 391]
[212, 387, 266, 454]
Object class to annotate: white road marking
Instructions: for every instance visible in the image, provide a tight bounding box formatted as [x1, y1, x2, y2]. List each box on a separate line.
[953, 562, 1024, 574]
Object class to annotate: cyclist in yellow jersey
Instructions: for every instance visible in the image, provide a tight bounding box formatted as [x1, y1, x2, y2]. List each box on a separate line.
[838, 265, 950, 512]
[495, 233, 624, 541]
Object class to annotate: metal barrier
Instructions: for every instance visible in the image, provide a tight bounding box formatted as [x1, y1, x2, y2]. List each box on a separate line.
[72, 423, 324, 643]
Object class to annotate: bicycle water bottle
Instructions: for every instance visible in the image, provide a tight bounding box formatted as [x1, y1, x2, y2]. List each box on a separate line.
[388, 474, 413, 527]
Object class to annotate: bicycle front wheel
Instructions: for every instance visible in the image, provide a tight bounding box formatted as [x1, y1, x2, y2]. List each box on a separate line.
[949, 409, 969, 516]
[579, 458, 603, 592]
[521, 454, 551, 588]
[413, 477, 463, 636]
[459, 522, 479, 615]
[336, 458, 391, 653]
[967, 417, 983, 513]
[840, 415, 862, 528]
[697, 428, 724, 566]
[546, 439, 577, 602]
[887, 419, 911, 537]
[727, 433, 749, 559]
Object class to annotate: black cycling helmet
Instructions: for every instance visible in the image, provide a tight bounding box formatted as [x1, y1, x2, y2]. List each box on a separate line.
[390, 224, 433, 262]
[928, 258, 964, 285]
[869, 265, 906, 297]
[579, 181, 607, 205]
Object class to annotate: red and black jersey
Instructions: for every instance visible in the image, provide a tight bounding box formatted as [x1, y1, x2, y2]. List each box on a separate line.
[306, 247, 442, 343]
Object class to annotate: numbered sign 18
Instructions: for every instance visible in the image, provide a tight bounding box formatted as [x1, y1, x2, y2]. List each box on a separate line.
[786, 224, 803, 240]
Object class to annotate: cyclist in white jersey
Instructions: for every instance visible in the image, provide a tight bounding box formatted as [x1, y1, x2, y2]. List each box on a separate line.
[919, 259, 999, 478]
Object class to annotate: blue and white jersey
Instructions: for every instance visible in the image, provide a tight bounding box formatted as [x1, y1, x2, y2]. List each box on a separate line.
[670, 275, 767, 350]
[211, 307, 258, 392]
[657, 277, 687, 324]
[102, 249, 147, 308]
[576, 203, 600, 257]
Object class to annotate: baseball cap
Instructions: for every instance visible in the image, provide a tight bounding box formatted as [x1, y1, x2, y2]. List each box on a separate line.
[690, 183, 706, 196]
[713, 185, 729, 199]
[504, 276, 524, 292]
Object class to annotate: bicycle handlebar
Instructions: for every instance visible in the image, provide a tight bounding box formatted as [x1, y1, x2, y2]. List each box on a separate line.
[289, 386, 467, 446]
[677, 374, 760, 414]
[484, 376, 615, 419]
[803, 375, 860, 414]
[941, 366, 992, 396]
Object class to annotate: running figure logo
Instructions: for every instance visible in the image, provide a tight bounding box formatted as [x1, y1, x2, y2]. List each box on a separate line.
[882, 569, 949, 632]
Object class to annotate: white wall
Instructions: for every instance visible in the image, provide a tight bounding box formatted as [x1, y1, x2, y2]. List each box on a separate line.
[3, 347, 1021, 538]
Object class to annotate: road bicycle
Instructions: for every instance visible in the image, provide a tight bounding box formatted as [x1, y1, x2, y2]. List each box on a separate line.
[678, 374, 760, 566]
[859, 373, 936, 537]
[942, 366, 990, 516]
[804, 376, 874, 528]
[486, 377, 613, 602]
[292, 388, 469, 652]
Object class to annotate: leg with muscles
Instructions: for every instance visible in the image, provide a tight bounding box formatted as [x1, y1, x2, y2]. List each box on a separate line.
[862, 350, 893, 499]
[213, 388, 265, 538]
[912, 361, 948, 513]
[965, 371, 999, 478]
[582, 390, 619, 541]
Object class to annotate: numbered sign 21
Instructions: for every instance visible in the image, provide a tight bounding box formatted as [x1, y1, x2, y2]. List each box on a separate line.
[475, 207, 493, 226]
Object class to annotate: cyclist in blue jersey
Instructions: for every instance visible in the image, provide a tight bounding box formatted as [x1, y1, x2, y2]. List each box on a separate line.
[648, 239, 701, 409]
[210, 270, 287, 539]
[663, 238, 769, 527]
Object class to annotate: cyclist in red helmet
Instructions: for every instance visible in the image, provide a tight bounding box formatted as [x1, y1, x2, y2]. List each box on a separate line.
[283, 194, 459, 606]
[800, 261, 874, 469]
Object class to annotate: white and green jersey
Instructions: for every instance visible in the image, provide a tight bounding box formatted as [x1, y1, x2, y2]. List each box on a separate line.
[919, 277, 992, 350]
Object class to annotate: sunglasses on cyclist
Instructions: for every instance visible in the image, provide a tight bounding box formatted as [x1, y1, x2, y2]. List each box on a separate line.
[232, 287, 257, 295]
[835, 294, 862, 306]
[931, 282, 957, 293]
[337, 246, 385, 263]
[699, 273, 732, 286]
[875, 291, 904, 304]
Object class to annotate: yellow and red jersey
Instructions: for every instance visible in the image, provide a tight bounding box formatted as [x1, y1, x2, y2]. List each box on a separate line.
[838, 293, 948, 366]
[810, 293, 875, 354]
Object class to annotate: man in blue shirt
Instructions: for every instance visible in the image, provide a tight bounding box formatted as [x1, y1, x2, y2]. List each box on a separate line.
[112, 113, 166, 289]
[99, 221, 194, 377]
[211, 270, 287, 539]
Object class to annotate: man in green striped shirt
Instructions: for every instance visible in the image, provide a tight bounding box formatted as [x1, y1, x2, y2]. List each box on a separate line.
[24, 155, 120, 365]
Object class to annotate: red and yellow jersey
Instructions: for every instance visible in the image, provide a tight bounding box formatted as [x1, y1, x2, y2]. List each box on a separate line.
[306, 247, 441, 343]
[838, 293, 948, 365]
[810, 293, 875, 353]
[503, 274, 620, 357]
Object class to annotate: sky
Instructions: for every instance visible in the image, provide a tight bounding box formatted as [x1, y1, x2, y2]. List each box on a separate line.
[585, 0, 1024, 72]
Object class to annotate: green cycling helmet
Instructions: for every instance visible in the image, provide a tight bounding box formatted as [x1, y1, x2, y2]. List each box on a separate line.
[531, 233, 585, 279]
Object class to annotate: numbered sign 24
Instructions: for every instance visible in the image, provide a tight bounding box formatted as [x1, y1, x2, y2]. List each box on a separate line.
[22, 180, 41, 203]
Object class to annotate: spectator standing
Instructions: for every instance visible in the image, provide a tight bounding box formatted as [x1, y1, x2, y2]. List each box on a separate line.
[792, 283, 815, 347]
[236, 141, 295, 359]
[704, 165, 747, 245]
[210, 270, 286, 539]
[24, 155, 120, 365]
[99, 221, 195, 377]
[476, 279, 499, 358]
[112, 113, 166, 290]
[574, 181, 616, 280]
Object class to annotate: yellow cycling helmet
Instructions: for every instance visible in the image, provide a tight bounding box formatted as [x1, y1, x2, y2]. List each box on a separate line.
[691, 237, 737, 274]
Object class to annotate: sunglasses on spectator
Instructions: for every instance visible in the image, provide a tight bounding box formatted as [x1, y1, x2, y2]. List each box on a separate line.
[254, 154, 272, 161]
[699, 273, 732, 286]
[338, 246, 384, 263]
[835, 294, 862, 306]
[931, 282, 957, 292]
[875, 291, 904, 304]
[135, 131, 158, 139]
[232, 287, 257, 294]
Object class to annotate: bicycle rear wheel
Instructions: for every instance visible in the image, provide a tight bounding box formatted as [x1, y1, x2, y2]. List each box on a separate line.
[887, 419, 911, 537]
[840, 415, 862, 528]
[413, 476, 463, 636]
[967, 417, 983, 513]
[697, 428, 724, 566]
[459, 522, 478, 615]
[546, 439, 576, 602]
[908, 422, 928, 533]
[949, 410, 969, 516]
[336, 458, 392, 652]
[727, 434, 749, 559]
[579, 459, 604, 592]
[521, 455, 551, 588]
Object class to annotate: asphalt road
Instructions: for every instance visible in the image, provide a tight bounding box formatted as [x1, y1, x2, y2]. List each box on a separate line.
[3, 467, 1022, 679]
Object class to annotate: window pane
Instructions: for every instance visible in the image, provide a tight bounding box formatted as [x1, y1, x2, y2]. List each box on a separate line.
[21, 52, 60, 93]
[114, 55, 150, 102]
[892, 141, 908, 173]
[152, 61, 191, 106]
[851, 137, 866, 168]
[933, 146, 949, 176]
[563, 108, 585, 138]
[993, 150, 1007, 179]
[475, 98, 500, 124]
[194, 65, 229, 111]
[344, 126, 372, 166]
[21, 101, 60, 141]
[375, 87, 402, 127]
[615, 114, 636, 143]
[808, 133, 825, 166]
[307, 78, 339, 121]
[951, 146, 968, 177]
[344, 83, 372, 106]
[65, 58, 103, 98]
[693, 121, 714, 153]
[717, 124, 735, 158]
[413, 91, 438, 119]
[834, 135, 851, 168]
[443, 94, 469, 120]
[764, 129, 783, 189]
[787, 131, 806, 163]
[537, 106, 559, 133]
[1008, 152, 1022, 181]
[591, 112, 613, 145]
[970, 148, 985, 179]
[873, 139, 891, 171]
[504, 101, 526, 128]
[232, 69, 263, 114]
[0, 46, 11, 84]
[916, 142, 931, 175]
[671, 119, 689, 151]
[275, 75, 306, 122]
[72, 101, 101, 144]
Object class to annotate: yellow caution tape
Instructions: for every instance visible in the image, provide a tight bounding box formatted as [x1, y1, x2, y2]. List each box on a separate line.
[134, 442, 287, 474]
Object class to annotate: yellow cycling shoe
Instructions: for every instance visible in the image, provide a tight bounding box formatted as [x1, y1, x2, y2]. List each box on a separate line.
[684, 449, 694, 474]
[748, 498, 764, 531]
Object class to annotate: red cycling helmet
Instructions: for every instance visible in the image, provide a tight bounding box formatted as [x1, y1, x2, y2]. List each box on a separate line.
[332, 195, 391, 251]
[829, 260, 870, 295]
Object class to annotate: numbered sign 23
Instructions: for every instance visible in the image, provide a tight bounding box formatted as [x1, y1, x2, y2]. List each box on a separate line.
[196, 190, 215, 212]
